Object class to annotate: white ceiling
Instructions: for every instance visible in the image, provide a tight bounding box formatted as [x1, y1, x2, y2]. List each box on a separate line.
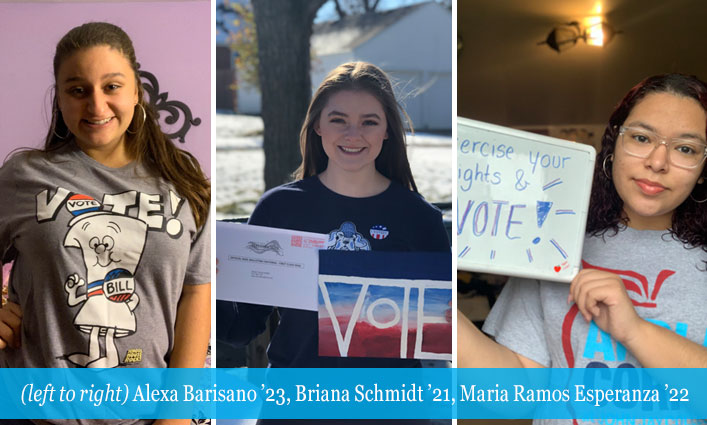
[458, 0, 707, 127]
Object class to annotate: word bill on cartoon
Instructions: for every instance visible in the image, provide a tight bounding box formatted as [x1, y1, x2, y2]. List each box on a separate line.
[457, 118, 595, 283]
[317, 251, 452, 361]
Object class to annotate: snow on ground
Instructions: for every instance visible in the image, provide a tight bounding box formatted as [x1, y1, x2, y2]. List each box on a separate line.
[215, 114, 451, 220]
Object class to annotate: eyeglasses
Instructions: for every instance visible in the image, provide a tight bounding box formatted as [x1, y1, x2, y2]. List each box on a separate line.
[619, 126, 707, 169]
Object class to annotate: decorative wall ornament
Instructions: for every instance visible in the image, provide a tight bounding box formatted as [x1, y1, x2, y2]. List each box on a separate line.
[138, 65, 201, 144]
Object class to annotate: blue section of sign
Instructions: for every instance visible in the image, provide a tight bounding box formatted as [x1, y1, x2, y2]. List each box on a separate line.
[536, 201, 553, 228]
[318, 251, 452, 281]
[1, 369, 707, 420]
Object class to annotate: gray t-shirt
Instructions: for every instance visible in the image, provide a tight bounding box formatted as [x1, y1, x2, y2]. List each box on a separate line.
[0, 145, 210, 371]
[483, 226, 707, 425]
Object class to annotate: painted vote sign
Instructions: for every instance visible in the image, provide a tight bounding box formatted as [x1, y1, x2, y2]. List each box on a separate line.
[318, 251, 452, 361]
[457, 117, 596, 282]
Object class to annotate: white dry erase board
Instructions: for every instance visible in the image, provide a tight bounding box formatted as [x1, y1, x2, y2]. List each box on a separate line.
[457, 117, 596, 283]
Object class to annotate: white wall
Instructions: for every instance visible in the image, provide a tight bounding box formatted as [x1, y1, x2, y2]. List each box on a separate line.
[355, 3, 451, 72]
[353, 3, 452, 130]
[236, 82, 262, 115]
[311, 52, 356, 89]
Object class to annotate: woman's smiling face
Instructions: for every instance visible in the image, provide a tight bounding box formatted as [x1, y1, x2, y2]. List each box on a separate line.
[56, 45, 138, 159]
[612, 91, 707, 229]
[315, 89, 388, 176]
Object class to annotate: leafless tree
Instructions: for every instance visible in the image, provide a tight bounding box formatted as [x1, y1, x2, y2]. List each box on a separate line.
[252, 0, 327, 189]
[331, 0, 382, 18]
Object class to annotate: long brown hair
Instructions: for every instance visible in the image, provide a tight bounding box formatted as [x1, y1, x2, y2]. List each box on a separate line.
[47, 22, 210, 229]
[295, 61, 418, 191]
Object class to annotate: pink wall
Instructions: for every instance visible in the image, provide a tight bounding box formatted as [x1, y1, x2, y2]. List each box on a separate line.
[0, 1, 211, 175]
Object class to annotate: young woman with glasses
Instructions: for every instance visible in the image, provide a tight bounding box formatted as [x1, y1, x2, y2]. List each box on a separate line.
[459, 74, 707, 374]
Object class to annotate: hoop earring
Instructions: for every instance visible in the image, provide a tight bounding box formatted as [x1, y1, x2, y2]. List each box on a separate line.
[691, 178, 707, 202]
[53, 126, 70, 139]
[126, 103, 147, 135]
[138, 103, 147, 122]
[51, 107, 70, 139]
[602, 153, 614, 180]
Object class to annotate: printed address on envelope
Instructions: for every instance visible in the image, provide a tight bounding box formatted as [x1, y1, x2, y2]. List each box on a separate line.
[216, 222, 328, 311]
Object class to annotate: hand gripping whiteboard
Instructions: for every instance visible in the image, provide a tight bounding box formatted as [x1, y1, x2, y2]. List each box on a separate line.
[457, 117, 596, 283]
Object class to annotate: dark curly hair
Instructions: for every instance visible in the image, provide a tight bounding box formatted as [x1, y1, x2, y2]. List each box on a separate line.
[587, 74, 707, 251]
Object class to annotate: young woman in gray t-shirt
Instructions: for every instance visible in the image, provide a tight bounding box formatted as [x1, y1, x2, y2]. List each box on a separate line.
[459, 74, 707, 370]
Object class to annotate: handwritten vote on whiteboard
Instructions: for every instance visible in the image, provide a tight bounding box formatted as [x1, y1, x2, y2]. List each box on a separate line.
[457, 118, 595, 282]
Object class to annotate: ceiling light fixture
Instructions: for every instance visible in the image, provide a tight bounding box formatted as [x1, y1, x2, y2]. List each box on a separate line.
[538, 20, 621, 53]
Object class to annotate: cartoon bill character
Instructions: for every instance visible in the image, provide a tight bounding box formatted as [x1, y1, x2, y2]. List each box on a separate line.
[62, 195, 148, 368]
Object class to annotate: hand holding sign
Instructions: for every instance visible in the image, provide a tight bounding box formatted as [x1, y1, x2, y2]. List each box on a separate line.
[457, 118, 595, 283]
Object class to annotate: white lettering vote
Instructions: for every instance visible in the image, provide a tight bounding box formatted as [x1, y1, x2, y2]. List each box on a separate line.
[366, 298, 401, 329]
[319, 278, 451, 361]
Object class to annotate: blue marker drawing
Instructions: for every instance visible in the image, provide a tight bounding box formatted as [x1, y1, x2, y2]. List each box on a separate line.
[490, 250, 496, 260]
[537, 201, 552, 228]
[555, 209, 576, 215]
[526, 248, 533, 263]
[550, 238, 568, 259]
[532, 201, 552, 244]
[457, 200, 473, 235]
[458, 246, 470, 258]
[536, 201, 553, 227]
[543, 178, 563, 191]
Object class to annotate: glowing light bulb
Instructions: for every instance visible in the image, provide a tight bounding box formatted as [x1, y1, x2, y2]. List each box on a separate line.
[584, 16, 604, 46]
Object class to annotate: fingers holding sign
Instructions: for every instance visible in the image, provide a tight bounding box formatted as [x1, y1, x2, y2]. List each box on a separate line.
[0, 301, 22, 349]
[568, 269, 643, 345]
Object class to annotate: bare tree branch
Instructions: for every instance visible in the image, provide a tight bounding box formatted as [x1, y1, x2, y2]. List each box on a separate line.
[333, 0, 347, 19]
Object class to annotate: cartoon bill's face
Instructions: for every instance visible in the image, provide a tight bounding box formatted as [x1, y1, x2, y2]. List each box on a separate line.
[64, 214, 148, 282]
[89, 232, 117, 268]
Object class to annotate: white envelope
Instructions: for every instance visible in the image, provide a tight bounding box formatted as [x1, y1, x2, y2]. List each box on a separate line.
[216, 222, 328, 311]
